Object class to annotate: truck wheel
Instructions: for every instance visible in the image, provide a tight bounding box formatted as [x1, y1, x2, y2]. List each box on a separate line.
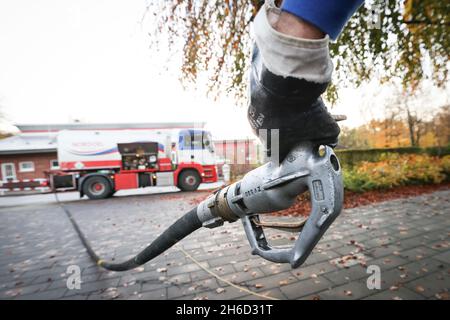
[83, 176, 112, 200]
[178, 170, 201, 191]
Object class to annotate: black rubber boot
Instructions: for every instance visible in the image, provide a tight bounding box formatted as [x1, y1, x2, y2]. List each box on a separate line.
[248, 45, 340, 161]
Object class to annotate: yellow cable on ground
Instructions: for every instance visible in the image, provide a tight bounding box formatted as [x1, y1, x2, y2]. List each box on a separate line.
[177, 245, 280, 300]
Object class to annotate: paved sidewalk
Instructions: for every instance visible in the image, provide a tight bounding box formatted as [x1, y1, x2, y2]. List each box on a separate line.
[0, 189, 449, 300]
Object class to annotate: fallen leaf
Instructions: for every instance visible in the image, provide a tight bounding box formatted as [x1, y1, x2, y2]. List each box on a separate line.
[435, 292, 449, 300]
[103, 287, 120, 299]
[415, 285, 425, 293]
[390, 286, 399, 291]
[279, 280, 289, 286]
[216, 288, 225, 294]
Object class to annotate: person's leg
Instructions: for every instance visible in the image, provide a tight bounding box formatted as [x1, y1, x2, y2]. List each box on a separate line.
[248, 0, 364, 161]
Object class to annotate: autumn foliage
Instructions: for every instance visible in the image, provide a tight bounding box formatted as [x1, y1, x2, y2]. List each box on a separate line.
[146, 0, 449, 103]
[343, 154, 450, 192]
[339, 105, 450, 149]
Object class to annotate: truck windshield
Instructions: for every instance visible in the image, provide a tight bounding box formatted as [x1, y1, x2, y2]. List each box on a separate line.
[181, 130, 214, 151]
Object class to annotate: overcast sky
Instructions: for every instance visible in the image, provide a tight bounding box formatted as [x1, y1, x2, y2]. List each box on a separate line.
[0, 0, 448, 140]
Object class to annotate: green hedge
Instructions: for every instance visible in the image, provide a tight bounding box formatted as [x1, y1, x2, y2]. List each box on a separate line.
[343, 154, 450, 192]
[336, 146, 450, 168]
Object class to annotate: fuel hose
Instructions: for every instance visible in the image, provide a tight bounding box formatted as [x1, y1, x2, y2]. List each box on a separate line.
[57, 193, 201, 271]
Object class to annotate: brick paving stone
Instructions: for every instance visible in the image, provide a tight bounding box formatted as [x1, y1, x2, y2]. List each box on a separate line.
[363, 287, 425, 300]
[237, 287, 287, 300]
[323, 264, 370, 286]
[64, 278, 121, 297]
[303, 250, 341, 266]
[377, 259, 447, 290]
[403, 271, 450, 298]
[313, 279, 374, 300]
[134, 288, 167, 300]
[15, 287, 67, 300]
[165, 262, 206, 276]
[139, 278, 171, 292]
[221, 267, 266, 285]
[290, 260, 339, 281]
[167, 277, 219, 299]
[433, 251, 450, 264]
[260, 263, 293, 276]
[280, 277, 333, 299]
[366, 254, 410, 270]
[398, 246, 440, 262]
[192, 286, 250, 300]
[232, 259, 265, 271]
[243, 272, 298, 291]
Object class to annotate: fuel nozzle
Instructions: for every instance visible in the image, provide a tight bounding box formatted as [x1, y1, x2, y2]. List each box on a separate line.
[78, 142, 343, 272]
[196, 142, 344, 268]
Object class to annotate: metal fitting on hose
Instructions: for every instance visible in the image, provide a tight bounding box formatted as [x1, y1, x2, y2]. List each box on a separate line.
[196, 186, 239, 229]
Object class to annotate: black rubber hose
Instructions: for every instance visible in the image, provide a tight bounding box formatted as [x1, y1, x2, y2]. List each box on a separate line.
[99, 207, 201, 271]
[58, 194, 201, 272]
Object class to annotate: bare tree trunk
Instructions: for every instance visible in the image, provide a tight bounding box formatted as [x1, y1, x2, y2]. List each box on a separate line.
[406, 107, 417, 146]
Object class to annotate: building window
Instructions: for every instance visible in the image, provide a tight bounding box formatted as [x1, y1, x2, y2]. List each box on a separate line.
[19, 161, 35, 172]
[1, 163, 16, 180]
[50, 159, 59, 170]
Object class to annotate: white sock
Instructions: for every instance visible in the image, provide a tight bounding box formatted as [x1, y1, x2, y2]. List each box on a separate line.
[253, 1, 333, 84]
